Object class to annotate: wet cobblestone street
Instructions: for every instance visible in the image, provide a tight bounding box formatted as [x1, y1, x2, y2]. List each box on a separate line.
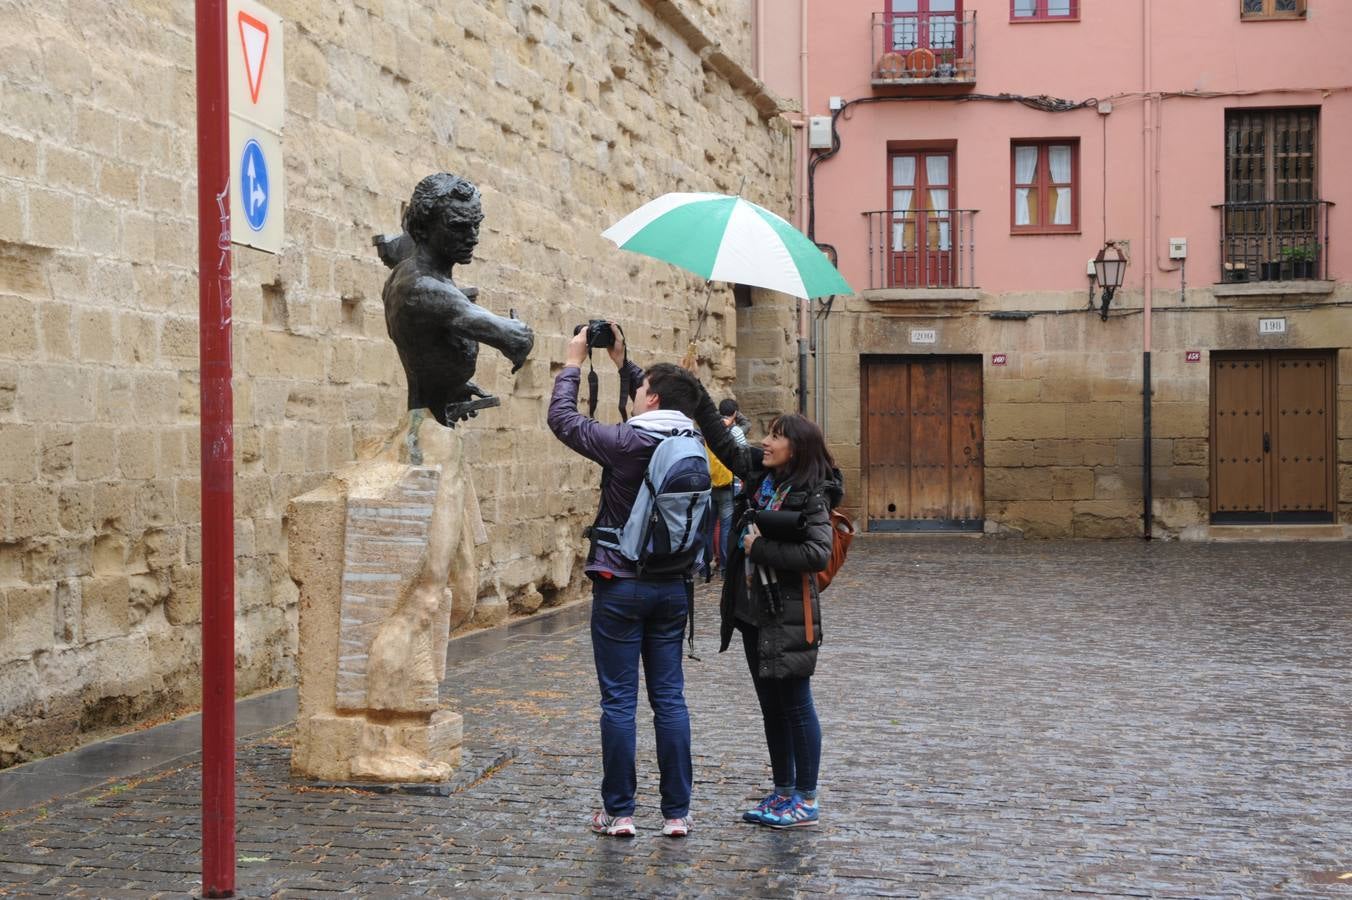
[1, 537, 1350, 897]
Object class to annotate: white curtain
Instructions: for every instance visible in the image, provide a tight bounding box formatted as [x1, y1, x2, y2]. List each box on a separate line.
[1049, 145, 1072, 225]
[1013, 0, 1037, 15]
[926, 156, 951, 250]
[1014, 145, 1039, 226]
[891, 191, 914, 249]
[891, 156, 916, 250]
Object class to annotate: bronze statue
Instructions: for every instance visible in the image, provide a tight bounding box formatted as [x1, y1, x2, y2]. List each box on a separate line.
[377, 173, 533, 427]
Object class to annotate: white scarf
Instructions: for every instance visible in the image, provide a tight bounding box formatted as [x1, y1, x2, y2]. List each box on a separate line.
[627, 408, 697, 436]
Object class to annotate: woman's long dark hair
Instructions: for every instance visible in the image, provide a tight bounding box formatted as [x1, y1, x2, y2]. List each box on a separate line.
[766, 414, 836, 489]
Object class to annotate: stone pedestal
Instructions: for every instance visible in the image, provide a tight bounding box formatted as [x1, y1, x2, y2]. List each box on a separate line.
[288, 418, 486, 783]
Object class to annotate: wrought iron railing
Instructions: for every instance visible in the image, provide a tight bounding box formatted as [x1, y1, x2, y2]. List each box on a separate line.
[863, 209, 978, 290]
[871, 11, 976, 84]
[1214, 200, 1332, 282]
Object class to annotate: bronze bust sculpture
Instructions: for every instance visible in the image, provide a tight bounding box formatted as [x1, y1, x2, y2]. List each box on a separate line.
[378, 173, 534, 427]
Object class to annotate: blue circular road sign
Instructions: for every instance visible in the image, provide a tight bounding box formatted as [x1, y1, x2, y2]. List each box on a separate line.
[240, 139, 270, 232]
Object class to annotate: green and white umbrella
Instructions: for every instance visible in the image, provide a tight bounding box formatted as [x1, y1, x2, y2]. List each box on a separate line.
[602, 192, 852, 299]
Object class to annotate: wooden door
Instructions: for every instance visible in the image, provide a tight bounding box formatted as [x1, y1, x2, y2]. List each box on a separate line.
[1211, 350, 1335, 522]
[863, 356, 983, 531]
[889, 150, 955, 288]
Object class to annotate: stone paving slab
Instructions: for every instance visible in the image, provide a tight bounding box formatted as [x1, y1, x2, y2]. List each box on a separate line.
[1, 538, 1350, 897]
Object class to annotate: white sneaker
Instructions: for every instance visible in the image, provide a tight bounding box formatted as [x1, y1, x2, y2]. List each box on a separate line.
[662, 815, 693, 837]
[590, 812, 636, 837]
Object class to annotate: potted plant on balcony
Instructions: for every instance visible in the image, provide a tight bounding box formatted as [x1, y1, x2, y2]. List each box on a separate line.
[1280, 244, 1316, 279]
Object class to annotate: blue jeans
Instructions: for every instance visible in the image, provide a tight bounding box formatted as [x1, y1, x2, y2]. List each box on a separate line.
[741, 626, 821, 795]
[711, 486, 735, 571]
[591, 577, 692, 818]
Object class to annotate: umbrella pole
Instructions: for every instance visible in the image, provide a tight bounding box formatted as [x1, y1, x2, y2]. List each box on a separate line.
[797, 298, 809, 416]
[683, 280, 715, 371]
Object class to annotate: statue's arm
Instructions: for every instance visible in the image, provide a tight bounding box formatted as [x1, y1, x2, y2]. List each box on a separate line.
[413, 281, 533, 372]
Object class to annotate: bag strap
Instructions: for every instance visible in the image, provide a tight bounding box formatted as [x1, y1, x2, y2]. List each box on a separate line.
[801, 572, 815, 645]
[684, 578, 699, 660]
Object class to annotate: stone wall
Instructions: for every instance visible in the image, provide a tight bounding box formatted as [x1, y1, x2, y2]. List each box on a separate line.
[0, 0, 793, 765]
[733, 287, 799, 435]
[821, 286, 1352, 539]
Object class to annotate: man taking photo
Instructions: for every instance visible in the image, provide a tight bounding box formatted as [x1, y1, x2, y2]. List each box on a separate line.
[547, 324, 701, 839]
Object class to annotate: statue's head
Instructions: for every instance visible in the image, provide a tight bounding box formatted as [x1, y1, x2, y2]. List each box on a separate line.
[403, 173, 484, 265]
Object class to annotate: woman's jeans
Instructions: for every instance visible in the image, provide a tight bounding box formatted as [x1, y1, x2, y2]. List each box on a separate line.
[591, 576, 692, 818]
[740, 625, 821, 795]
[710, 486, 735, 571]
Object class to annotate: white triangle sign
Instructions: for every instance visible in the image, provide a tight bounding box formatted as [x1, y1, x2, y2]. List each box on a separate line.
[238, 11, 269, 104]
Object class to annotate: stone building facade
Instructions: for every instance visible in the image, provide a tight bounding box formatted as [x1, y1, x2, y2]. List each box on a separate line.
[801, 0, 1352, 539]
[0, 0, 799, 765]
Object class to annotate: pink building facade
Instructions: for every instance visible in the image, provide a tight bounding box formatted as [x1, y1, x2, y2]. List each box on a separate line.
[758, 0, 1352, 538]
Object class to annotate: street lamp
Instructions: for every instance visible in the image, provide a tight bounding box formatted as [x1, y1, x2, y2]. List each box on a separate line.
[1094, 240, 1127, 320]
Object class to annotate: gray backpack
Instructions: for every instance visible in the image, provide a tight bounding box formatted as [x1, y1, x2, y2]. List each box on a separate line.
[591, 429, 713, 579]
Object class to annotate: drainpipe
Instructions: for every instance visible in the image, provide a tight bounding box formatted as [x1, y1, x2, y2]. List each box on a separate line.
[797, 0, 810, 416]
[1141, 0, 1154, 540]
[755, 0, 765, 80]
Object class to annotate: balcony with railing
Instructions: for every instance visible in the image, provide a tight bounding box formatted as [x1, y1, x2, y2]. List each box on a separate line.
[871, 11, 976, 88]
[1215, 200, 1332, 286]
[863, 209, 978, 297]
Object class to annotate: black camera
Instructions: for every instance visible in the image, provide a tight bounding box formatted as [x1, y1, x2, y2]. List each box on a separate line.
[573, 319, 615, 350]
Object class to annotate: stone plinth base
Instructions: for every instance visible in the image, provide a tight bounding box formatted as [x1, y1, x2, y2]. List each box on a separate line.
[288, 417, 486, 785]
[292, 710, 463, 783]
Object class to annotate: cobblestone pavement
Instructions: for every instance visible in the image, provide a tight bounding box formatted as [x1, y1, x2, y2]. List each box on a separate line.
[1, 537, 1351, 898]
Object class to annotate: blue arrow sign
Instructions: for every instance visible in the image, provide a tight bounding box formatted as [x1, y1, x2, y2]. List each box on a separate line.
[240, 139, 270, 232]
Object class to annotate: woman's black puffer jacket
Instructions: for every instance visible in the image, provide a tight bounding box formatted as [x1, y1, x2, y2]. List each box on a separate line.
[693, 390, 843, 680]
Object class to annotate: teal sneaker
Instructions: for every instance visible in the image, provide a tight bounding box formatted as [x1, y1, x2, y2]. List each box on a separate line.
[762, 794, 819, 829]
[741, 792, 792, 825]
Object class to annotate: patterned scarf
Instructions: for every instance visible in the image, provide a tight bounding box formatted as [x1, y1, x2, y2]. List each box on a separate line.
[741, 475, 792, 584]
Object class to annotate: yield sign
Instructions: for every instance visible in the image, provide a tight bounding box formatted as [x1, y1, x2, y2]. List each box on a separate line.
[227, 0, 283, 131]
[237, 11, 269, 104]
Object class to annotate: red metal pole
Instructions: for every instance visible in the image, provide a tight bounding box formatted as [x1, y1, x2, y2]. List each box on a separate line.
[195, 0, 235, 895]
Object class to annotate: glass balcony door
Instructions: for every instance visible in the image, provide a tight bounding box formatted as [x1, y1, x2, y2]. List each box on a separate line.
[889, 150, 955, 288]
[887, 0, 962, 70]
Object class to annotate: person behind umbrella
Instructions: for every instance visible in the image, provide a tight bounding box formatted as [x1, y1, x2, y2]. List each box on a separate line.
[719, 398, 751, 446]
[705, 446, 735, 577]
[693, 388, 842, 828]
[710, 398, 749, 572]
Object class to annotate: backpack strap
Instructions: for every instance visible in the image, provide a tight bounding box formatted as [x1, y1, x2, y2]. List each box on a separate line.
[584, 428, 663, 553]
[684, 578, 699, 661]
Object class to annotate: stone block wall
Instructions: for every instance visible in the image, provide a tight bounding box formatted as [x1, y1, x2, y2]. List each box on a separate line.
[820, 286, 1352, 539]
[0, 0, 793, 765]
[733, 287, 799, 436]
